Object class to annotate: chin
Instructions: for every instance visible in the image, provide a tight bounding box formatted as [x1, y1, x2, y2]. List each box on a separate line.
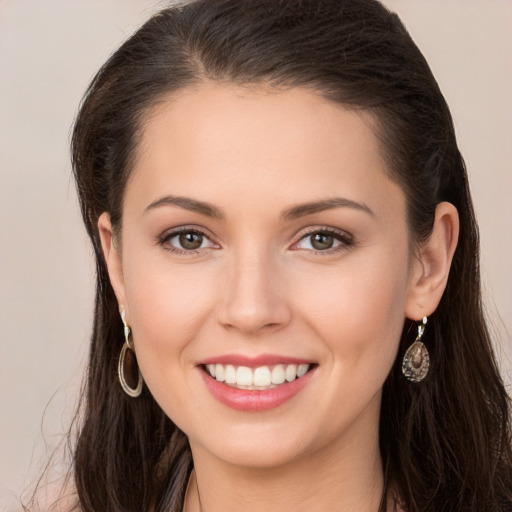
[199, 436, 311, 470]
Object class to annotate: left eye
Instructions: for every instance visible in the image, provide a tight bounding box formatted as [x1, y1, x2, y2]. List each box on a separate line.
[165, 230, 215, 251]
[295, 231, 348, 251]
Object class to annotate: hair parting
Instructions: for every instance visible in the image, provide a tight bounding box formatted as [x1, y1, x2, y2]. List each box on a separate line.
[28, 1, 511, 510]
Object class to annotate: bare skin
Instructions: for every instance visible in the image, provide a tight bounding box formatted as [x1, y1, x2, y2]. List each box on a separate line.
[99, 84, 458, 511]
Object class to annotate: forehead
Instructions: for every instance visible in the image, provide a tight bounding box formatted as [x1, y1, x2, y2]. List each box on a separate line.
[126, 84, 404, 221]
[136, 83, 382, 167]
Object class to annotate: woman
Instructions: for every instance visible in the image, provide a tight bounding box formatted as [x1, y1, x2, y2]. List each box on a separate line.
[38, 0, 512, 510]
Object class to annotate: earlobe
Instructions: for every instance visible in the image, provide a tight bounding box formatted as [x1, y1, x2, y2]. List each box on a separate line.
[405, 202, 459, 320]
[98, 212, 127, 307]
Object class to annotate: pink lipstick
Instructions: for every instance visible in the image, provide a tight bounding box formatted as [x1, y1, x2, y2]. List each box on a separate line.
[198, 354, 317, 411]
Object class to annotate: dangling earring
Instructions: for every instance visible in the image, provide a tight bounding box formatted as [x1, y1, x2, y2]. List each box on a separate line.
[402, 316, 430, 383]
[118, 307, 143, 397]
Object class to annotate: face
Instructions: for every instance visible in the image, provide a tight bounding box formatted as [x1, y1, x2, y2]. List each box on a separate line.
[106, 84, 421, 470]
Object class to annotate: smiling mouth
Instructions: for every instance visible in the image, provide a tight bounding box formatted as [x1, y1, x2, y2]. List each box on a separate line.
[202, 363, 314, 391]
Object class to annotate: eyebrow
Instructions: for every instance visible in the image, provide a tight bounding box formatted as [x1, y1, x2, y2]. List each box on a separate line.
[281, 197, 374, 220]
[145, 195, 224, 218]
[144, 195, 374, 220]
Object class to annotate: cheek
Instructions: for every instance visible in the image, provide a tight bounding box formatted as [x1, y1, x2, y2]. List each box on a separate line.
[285, 257, 409, 441]
[294, 251, 410, 377]
[121, 251, 219, 396]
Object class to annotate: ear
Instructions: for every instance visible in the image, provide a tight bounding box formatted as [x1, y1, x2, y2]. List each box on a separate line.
[405, 202, 459, 320]
[98, 212, 127, 310]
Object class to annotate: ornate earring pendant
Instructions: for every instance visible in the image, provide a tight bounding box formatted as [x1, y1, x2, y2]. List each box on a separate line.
[118, 308, 143, 397]
[402, 316, 430, 383]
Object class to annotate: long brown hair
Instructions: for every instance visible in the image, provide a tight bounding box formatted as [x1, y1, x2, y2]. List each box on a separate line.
[53, 0, 512, 510]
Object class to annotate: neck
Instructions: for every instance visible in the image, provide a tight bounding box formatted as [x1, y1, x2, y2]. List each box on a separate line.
[185, 415, 385, 512]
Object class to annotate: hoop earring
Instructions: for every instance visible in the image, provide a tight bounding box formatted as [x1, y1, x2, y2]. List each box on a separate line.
[118, 307, 143, 397]
[402, 316, 430, 383]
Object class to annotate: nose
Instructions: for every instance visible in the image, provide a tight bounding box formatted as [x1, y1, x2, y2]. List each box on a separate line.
[216, 247, 292, 336]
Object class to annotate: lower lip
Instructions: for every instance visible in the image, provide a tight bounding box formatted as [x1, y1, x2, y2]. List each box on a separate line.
[200, 367, 316, 412]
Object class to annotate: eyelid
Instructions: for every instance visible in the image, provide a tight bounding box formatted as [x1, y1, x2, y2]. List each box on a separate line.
[157, 225, 220, 254]
[290, 226, 354, 253]
[156, 224, 353, 255]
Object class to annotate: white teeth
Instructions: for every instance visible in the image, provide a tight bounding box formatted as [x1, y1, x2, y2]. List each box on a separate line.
[297, 364, 309, 377]
[253, 366, 271, 387]
[271, 364, 286, 384]
[285, 364, 298, 382]
[225, 364, 236, 384]
[215, 364, 225, 382]
[236, 366, 253, 386]
[206, 363, 311, 388]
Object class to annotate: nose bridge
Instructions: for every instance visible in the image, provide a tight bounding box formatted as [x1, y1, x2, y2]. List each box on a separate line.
[218, 242, 290, 334]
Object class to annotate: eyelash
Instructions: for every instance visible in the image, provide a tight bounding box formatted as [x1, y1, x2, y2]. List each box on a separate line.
[157, 226, 353, 255]
[292, 226, 354, 254]
[158, 225, 217, 255]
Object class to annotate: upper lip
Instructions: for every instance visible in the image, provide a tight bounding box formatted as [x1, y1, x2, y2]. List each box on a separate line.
[198, 353, 315, 367]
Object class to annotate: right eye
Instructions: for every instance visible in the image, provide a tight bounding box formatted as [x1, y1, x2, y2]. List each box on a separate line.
[160, 229, 217, 253]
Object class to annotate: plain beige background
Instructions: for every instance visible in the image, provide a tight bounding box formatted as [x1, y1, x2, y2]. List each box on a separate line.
[1, 1, 511, 510]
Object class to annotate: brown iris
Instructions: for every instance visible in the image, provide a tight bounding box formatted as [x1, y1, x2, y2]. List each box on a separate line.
[179, 232, 203, 250]
[310, 232, 334, 250]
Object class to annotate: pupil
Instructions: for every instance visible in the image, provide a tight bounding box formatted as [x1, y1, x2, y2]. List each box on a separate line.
[179, 232, 202, 250]
[311, 233, 333, 250]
